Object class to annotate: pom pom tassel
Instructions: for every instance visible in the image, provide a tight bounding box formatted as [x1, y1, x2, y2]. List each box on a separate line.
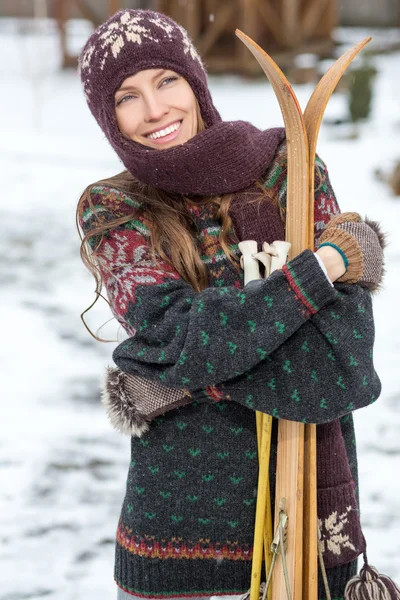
[345, 553, 400, 599]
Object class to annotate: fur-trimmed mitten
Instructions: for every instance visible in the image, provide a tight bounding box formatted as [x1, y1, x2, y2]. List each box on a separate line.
[101, 367, 191, 437]
[318, 212, 386, 291]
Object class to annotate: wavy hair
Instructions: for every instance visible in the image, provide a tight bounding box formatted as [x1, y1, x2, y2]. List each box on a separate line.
[77, 103, 270, 341]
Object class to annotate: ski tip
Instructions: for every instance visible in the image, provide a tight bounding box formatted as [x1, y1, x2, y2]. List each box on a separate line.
[235, 29, 270, 63]
[359, 36, 372, 48]
[235, 29, 259, 48]
[235, 29, 247, 42]
[350, 36, 372, 54]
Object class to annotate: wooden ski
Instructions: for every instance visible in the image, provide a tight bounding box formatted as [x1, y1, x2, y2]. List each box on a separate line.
[235, 30, 371, 600]
[302, 39, 371, 598]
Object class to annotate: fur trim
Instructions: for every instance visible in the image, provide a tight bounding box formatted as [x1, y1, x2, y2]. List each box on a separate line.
[101, 366, 149, 437]
[363, 216, 388, 294]
[364, 216, 388, 250]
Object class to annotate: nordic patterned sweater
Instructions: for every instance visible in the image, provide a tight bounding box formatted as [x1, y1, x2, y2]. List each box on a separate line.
[79, 143, 381, 599]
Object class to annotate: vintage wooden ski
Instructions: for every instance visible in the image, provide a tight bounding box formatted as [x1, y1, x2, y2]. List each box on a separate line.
[301, 38, 371, 598]
[235, 30, 371, 600]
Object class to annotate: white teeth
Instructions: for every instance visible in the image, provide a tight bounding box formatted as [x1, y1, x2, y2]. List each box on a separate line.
[147, 121, 180, 140]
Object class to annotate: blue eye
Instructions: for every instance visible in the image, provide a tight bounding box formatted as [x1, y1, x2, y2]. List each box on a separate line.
[161, 76, 179, 87]
[115, 76, 178, 105]
[116, 94, 136, 106]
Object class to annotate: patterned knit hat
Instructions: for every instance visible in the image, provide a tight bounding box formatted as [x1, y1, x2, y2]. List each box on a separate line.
[78, 9, 221, 136]
[78, 9, 285, 195]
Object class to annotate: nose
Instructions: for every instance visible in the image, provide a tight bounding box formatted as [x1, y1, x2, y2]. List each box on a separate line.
[143, 94, 169, 123]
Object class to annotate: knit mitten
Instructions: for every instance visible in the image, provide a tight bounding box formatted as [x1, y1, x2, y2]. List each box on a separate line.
[101, 367, 191, 437]
[318, 212, 385, 291]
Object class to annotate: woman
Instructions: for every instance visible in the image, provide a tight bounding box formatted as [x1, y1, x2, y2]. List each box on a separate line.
[77, 9, 384, 600]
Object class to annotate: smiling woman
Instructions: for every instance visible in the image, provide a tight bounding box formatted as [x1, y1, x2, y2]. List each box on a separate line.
[114, 69, 199, 148]
[76, 8, 385, 600]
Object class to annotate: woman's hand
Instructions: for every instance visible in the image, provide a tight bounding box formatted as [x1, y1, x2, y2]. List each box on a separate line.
[316, 245, 346, 282]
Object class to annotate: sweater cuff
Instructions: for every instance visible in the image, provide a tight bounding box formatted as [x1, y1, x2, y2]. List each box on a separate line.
[282, 250, 338, 315]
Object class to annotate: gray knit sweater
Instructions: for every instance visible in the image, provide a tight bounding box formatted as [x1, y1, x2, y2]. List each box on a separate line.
[79, 150, 380, 599]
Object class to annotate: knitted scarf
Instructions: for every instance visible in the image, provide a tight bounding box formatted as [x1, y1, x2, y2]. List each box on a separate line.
[108, 122, 286, 196]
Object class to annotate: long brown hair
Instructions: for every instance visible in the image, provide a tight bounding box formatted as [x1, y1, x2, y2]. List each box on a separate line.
[77, 103, 267, 341]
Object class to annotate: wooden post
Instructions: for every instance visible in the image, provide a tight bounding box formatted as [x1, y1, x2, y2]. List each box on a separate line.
[108, 0, 121, 17]
[74, 0, 102, 26]
[55, 0, 69, 68]
[55, 0, 107, 67]
[256, 1, 287, 47]
[196, 1, 236, 57]
[238, 0, 258, 71]
[302, 0, 331, 40]
[155, 0, 338, 74]
[186, 0, 202, 40]
[281, 0, 301, 47]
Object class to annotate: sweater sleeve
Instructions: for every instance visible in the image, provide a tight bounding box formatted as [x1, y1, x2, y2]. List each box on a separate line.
[114, 241, 337, 390]
[212, 283, 381, 423]
[195, 150, 381, 422]
[79, 186, 338, 391]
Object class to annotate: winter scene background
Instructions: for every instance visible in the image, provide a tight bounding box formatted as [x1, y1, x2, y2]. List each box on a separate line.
[0, 16, 399, 600]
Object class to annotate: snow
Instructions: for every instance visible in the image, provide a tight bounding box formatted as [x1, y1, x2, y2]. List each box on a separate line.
[294, 53, 318, 69]
[1, 17, 399, 599]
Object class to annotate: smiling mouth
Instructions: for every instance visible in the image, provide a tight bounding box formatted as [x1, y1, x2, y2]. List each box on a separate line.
[145, 120, 182, 141]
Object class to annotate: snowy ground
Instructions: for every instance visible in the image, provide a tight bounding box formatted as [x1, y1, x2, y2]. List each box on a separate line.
[0, 17, 399, 600]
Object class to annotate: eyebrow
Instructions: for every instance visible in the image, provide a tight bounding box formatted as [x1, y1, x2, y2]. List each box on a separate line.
[116, 70, 168, 93]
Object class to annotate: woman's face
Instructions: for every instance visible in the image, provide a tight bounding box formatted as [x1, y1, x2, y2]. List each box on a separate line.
[114, 69, 198, 149]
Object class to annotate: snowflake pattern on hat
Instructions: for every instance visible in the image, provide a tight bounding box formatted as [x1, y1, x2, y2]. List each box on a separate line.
[79, 10, 203, 103]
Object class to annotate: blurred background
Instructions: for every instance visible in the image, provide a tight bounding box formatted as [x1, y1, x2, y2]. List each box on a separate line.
[1, 1, 399, 598]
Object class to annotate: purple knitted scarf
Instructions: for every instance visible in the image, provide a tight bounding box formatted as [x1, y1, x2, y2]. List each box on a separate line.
[108, 121, 285, 196]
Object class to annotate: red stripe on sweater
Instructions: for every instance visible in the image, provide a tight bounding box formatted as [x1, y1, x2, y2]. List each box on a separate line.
[282, 264, 317, 316]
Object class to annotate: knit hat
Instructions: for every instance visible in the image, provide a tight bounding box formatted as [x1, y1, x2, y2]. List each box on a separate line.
[78, 9, 286, 195]
[78, 9, 220, 136]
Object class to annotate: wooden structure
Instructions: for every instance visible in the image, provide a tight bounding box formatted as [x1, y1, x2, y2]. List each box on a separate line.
[54, 0, 337, 72]
[156, 0, 338, 72]
[341, 0, 400, 27]
[55, 0, 123, 68]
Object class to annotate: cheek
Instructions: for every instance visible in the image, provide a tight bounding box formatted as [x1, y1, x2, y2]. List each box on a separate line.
[173, 84, 197, 120]
[180, 94, 198, 126]
[116, 108, 140, 137]
[190, 101, 198, 132]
